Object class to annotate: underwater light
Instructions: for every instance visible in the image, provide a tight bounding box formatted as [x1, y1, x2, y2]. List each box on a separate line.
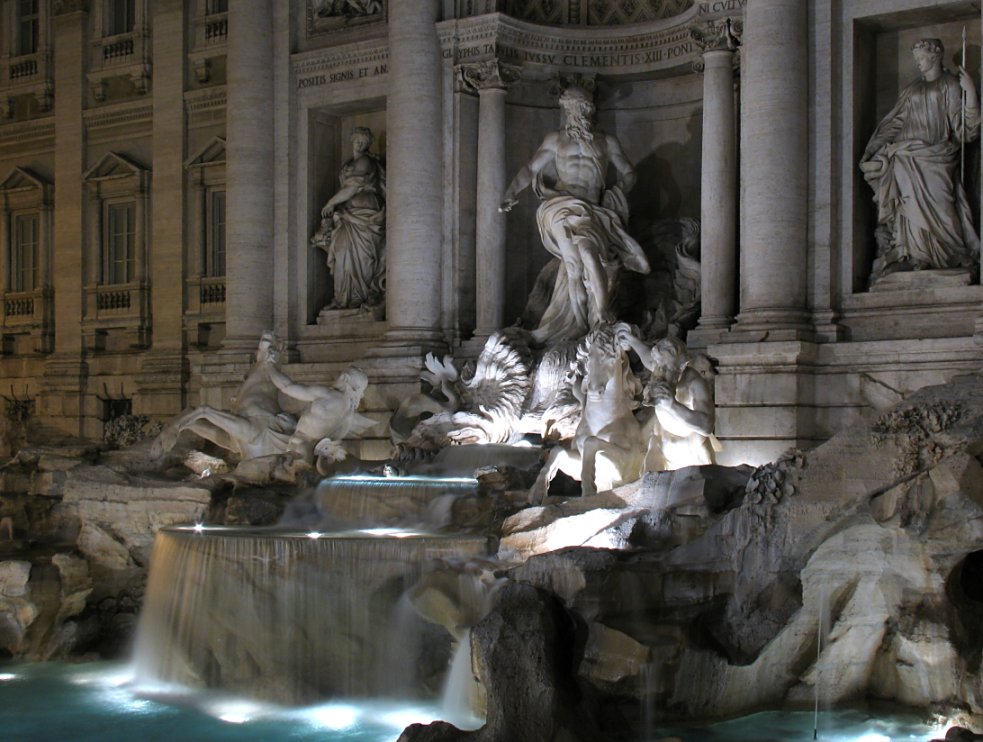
[306, 531, 322, 539]
[193, 523, 204, 533]
[852, 734, 890, 742]
[69, 667, 134, 688]
[0, 673, 16, 682]
[305, 703, 360, 730]
[206, 699, 265, 724]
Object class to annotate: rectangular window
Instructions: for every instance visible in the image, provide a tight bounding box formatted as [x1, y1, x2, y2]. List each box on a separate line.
[17, 0, 39, 56]
[207, 189, 226, 277]
[206, 0, 228, 13]
[11, 212, 38, 292]
[106, 202, 135, 284]
[106, 0, 134, 35]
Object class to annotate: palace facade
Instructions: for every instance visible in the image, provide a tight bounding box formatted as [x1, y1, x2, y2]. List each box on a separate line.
[0, 0, 980, 465]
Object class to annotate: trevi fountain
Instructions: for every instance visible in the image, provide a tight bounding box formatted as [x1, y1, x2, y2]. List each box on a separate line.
[1, 2, 983, 741]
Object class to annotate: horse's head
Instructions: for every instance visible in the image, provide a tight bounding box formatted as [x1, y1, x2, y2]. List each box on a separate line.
[581, 322, 638, 395]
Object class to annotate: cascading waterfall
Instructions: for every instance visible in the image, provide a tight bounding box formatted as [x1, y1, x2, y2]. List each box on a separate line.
[132, 526, 490, 704]
[311, 475, 479, 526]
[439, 629, 483, 730]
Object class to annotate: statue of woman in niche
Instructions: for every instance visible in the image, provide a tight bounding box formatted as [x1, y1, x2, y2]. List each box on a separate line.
[312, 126, 386, 310]
[860, 38, 980, 284]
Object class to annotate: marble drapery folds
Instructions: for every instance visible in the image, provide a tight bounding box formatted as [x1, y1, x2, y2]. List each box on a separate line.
[862, 69, 981, 282]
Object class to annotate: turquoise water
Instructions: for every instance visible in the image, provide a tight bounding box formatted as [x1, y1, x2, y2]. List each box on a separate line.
[0, 662, 449, 742]
[0, 661, 957, 742]
[649, 707, 948, 742]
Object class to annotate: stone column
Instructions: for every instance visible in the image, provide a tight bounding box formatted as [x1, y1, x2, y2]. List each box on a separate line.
[692, 20, 740, 339]
[461, 60, 519, 338]
[733, 0, 809, 336]
[381, 0, 444, 349]
[223, 0, 274, 349]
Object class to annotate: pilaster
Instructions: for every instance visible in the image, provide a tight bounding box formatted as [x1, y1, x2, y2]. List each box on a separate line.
[43, 0, 99, 438]
[138, 0, 188, 417]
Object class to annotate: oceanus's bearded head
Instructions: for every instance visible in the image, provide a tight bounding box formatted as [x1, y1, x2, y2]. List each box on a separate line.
[560, 86, 595, 143]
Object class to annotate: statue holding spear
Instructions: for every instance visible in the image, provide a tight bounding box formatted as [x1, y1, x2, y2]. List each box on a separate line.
[860, 37, 980, 283]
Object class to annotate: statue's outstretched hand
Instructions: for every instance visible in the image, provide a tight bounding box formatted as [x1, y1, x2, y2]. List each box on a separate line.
[499, 196, 518, 213]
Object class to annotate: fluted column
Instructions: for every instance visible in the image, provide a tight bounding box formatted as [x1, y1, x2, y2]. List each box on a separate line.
[461, 60, 519, 338]
[734, 0, 809, 335]
[692, 20, 740, 337]
[224, 1, 274, 349]
[383, 0, 444, 347]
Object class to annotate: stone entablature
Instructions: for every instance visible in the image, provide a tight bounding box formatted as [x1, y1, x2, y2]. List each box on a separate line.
[82, 99, 153, 144]
[437, 6, 741, 77]
[292, 4, 744, 93]
[185, 87, 226, 127]
[293, 40, 389, 92]
[0, 117, 54, 157]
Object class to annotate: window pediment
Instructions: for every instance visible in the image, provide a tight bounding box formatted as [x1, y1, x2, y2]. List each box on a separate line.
[0, 167, 51, 209]
[83, 151, 148, 182]
[185, 137, 226, 169]
[84, 152, 148, 198]
[0, 167, 48, 191]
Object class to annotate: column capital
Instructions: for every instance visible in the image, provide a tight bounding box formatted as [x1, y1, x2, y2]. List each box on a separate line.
[459, 60, 521, 94]
[690, 17, 742, 72]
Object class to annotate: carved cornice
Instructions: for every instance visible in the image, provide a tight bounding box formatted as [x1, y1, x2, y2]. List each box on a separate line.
[435, 6, 741, 77]
[0, 117, 54, 153]
[185, 87, 227, 126]
[83, 99, 154, 136]
[459, 59, 521, 92]
[292, 39, 388, 78]
[289, 2, 743, 89]
[53, 0, 89, 15]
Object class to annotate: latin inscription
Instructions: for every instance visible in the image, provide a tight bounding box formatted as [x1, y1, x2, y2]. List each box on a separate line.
[699, 0, 747, 13]
[297, 63, 388, 89]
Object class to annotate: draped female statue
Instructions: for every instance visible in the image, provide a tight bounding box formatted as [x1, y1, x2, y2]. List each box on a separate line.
[860, 38, 980, 284]
[312, 126, 386, 310]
